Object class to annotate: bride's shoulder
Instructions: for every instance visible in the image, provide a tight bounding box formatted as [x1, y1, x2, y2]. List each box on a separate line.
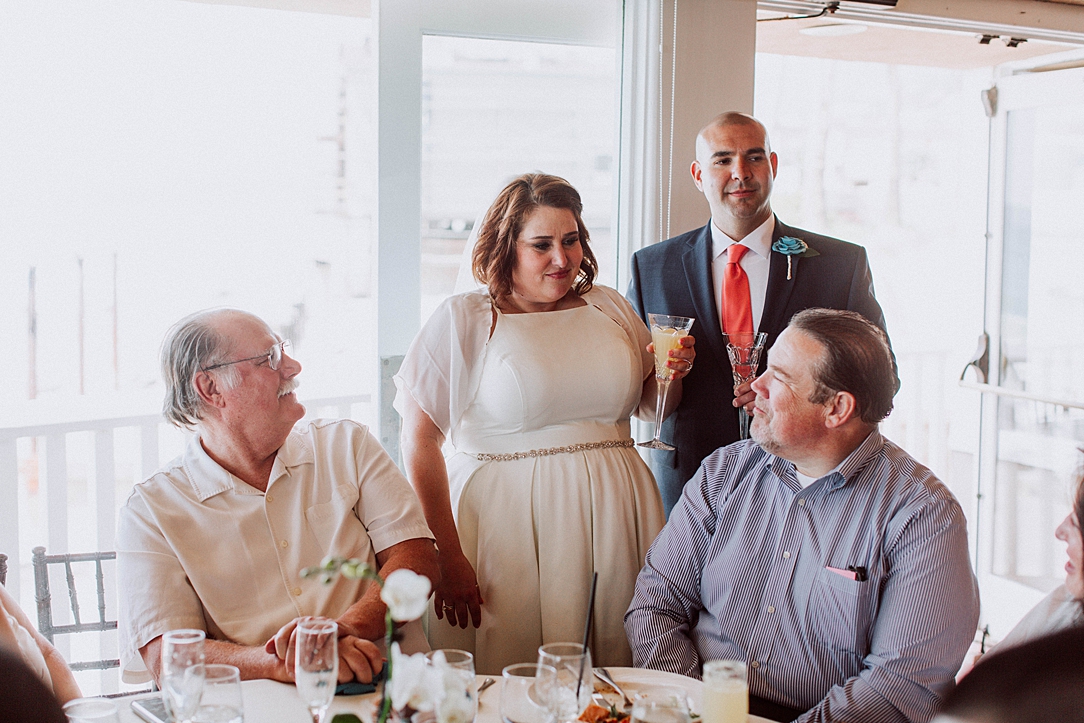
[584, 284, 636, 312]
[436, 289, 494, 319]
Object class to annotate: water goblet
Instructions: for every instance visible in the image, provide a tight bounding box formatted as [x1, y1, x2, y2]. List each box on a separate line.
[722, 331, 767, 440]
[191, 664, 244, 723]
[536, 643, 593, 723]
[161, 629, 206, 723]
[427, 649, 478, 723]
[295, 618, 339, 723]
[638, 314, 696, 451]
[501, 663, 557, 723]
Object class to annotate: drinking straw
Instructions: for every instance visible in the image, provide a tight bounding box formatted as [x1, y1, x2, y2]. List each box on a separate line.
[575, 571, 599, 701]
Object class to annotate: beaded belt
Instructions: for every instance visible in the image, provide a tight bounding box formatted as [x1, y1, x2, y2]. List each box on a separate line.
[471, 438, 635, 462]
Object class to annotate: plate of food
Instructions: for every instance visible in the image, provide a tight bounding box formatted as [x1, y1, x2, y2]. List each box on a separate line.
[589, 667, 703, 717]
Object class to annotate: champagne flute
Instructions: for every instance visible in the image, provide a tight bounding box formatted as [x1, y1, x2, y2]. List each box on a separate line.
[722, 332, 767, 440]
[296, 618, 339, 723]
[161, 629, 206, 723]
[638, 314, 695, 451]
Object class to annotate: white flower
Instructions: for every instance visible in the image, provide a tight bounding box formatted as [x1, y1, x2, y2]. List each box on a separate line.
[430, 653, 476, 723]
[381, 569, 432, 622]
[388, 643, 444, 712]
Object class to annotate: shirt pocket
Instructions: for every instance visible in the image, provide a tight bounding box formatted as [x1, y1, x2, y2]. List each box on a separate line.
[808, 566, 873, 658]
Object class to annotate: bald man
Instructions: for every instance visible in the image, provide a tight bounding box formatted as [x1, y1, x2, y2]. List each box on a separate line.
[627, 112, 888, 515]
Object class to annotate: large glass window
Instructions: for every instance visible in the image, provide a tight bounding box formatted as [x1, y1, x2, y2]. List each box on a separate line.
[755, 55, 990, 512]
[991, 102, 1084, 591]
[419, 36, 617, 321]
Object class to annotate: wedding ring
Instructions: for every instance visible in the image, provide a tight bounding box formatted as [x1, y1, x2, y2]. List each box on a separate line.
[443, 603, 455, 613]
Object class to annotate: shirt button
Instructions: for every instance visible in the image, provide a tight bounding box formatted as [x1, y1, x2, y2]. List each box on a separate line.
[767, 606, 775, 614]
[293, 587, 302, 596]
[782, 551, 791, 559]
[281, 540, 289, 548]
[266, 494, 274, 503]
[750, 661, 760, 669]
[797, 499, 805, 506]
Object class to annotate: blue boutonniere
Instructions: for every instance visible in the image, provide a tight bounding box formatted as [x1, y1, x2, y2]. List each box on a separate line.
[771, 236, 818, 280]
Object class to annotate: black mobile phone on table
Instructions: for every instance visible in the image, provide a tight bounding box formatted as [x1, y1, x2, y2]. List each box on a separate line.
[131, 695, 169, 723]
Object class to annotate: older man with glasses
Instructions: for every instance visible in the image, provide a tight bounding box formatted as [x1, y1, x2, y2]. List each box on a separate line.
[117, 309, 439, 686]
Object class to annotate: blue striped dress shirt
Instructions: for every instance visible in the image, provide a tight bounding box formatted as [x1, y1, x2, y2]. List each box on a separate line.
[625, 430, 979, 723]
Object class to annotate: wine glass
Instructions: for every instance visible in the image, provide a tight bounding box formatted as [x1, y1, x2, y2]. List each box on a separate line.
[428, 649, 478, 723]
[638, 314, 696, 451]
[161, 629, 206, 723]
[295, 618, 339, 723]
[191, 664, 244, 723]
[501, 663, 557, 723]
[536, 643, 592, 723]
[722, 331, 767, 440]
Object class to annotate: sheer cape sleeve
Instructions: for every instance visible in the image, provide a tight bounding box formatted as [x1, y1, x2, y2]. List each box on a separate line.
[393, 286, 653, 436]
[393, 290, 494, 436]
[583, 286, 654, 382]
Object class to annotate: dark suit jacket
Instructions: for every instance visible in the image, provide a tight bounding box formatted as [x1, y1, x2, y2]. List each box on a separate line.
[627, 216, 887, 514]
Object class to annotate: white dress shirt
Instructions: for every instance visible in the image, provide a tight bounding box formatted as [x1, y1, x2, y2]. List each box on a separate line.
[117, 419, 434, 682]
[710, 215, 774, 332]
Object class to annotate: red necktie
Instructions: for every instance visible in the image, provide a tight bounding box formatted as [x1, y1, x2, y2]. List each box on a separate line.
[722, 244, 754, 335]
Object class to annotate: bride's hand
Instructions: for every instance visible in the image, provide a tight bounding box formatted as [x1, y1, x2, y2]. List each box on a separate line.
[434, 549, 484, 629]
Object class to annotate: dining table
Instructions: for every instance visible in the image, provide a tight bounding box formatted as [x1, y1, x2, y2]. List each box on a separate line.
[116, 667, 773, 723]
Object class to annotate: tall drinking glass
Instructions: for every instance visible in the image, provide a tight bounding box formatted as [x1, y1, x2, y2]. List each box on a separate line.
[536, 643, 592, 723]
[428, 649, 478, 723]
[161, 629, 206, 723]
[638, 314, 696, 451]
[501, 663, 557, 723]
[700, 660, 747, 723]
[722, 332, 767, 440]
[191, 664, 244, 723]
[296, 618, 339, 723]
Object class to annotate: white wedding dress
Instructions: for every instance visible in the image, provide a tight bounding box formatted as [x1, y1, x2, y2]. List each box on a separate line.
[395, 286, 665, 674]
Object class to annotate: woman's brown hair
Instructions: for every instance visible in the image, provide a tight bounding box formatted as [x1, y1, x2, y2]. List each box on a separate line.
[471, 173, 598, 301]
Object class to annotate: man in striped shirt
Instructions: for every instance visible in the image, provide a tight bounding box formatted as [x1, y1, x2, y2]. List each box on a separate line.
[625, 309, 979, 723]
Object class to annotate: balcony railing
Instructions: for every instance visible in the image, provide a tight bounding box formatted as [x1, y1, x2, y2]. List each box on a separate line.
[0, 393, 372, 695]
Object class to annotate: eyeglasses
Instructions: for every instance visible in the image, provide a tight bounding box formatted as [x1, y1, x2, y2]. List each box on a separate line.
[201, 340, 290, 372]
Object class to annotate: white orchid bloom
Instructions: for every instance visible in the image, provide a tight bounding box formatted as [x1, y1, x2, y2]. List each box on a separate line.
[381, 569, 432, 622]
[388, 643, 444, 712]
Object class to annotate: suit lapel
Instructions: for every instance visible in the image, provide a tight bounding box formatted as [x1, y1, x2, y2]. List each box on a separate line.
[681, 225, 726, 363]
[759, 217, 801, 336]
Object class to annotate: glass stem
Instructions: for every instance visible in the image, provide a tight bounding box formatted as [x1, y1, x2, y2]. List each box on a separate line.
[653, 376, 672, 441]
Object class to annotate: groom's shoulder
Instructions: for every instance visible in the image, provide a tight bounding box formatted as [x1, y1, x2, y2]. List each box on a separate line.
[779, 220, 868, 259]
[634, 224, 707, 262]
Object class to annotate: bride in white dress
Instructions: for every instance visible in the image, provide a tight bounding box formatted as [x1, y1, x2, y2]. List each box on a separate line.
[394, 173, 695, 674]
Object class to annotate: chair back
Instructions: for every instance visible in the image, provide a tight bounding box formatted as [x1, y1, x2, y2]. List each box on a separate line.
[32, 546, 119, 672]
[0, 553, 7, 586]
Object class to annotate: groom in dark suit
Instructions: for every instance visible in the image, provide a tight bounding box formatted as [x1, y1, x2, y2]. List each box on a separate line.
[628, 112, 888, 514]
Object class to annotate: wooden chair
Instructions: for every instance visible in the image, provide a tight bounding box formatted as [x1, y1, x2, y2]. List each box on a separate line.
[32, 546, 119, 672]
[0, 552, 7, 586]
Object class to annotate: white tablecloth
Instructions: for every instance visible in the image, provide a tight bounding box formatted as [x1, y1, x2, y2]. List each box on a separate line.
[118, 667, 771, 723]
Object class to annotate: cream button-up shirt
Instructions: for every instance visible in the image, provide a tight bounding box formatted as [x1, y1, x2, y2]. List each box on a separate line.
[117, 419, 434, 682]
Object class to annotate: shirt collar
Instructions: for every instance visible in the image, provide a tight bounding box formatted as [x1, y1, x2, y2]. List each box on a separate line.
[182, 428, 314, 502]
[767, 428, 885, 493]
[710, 214, 775, 261]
